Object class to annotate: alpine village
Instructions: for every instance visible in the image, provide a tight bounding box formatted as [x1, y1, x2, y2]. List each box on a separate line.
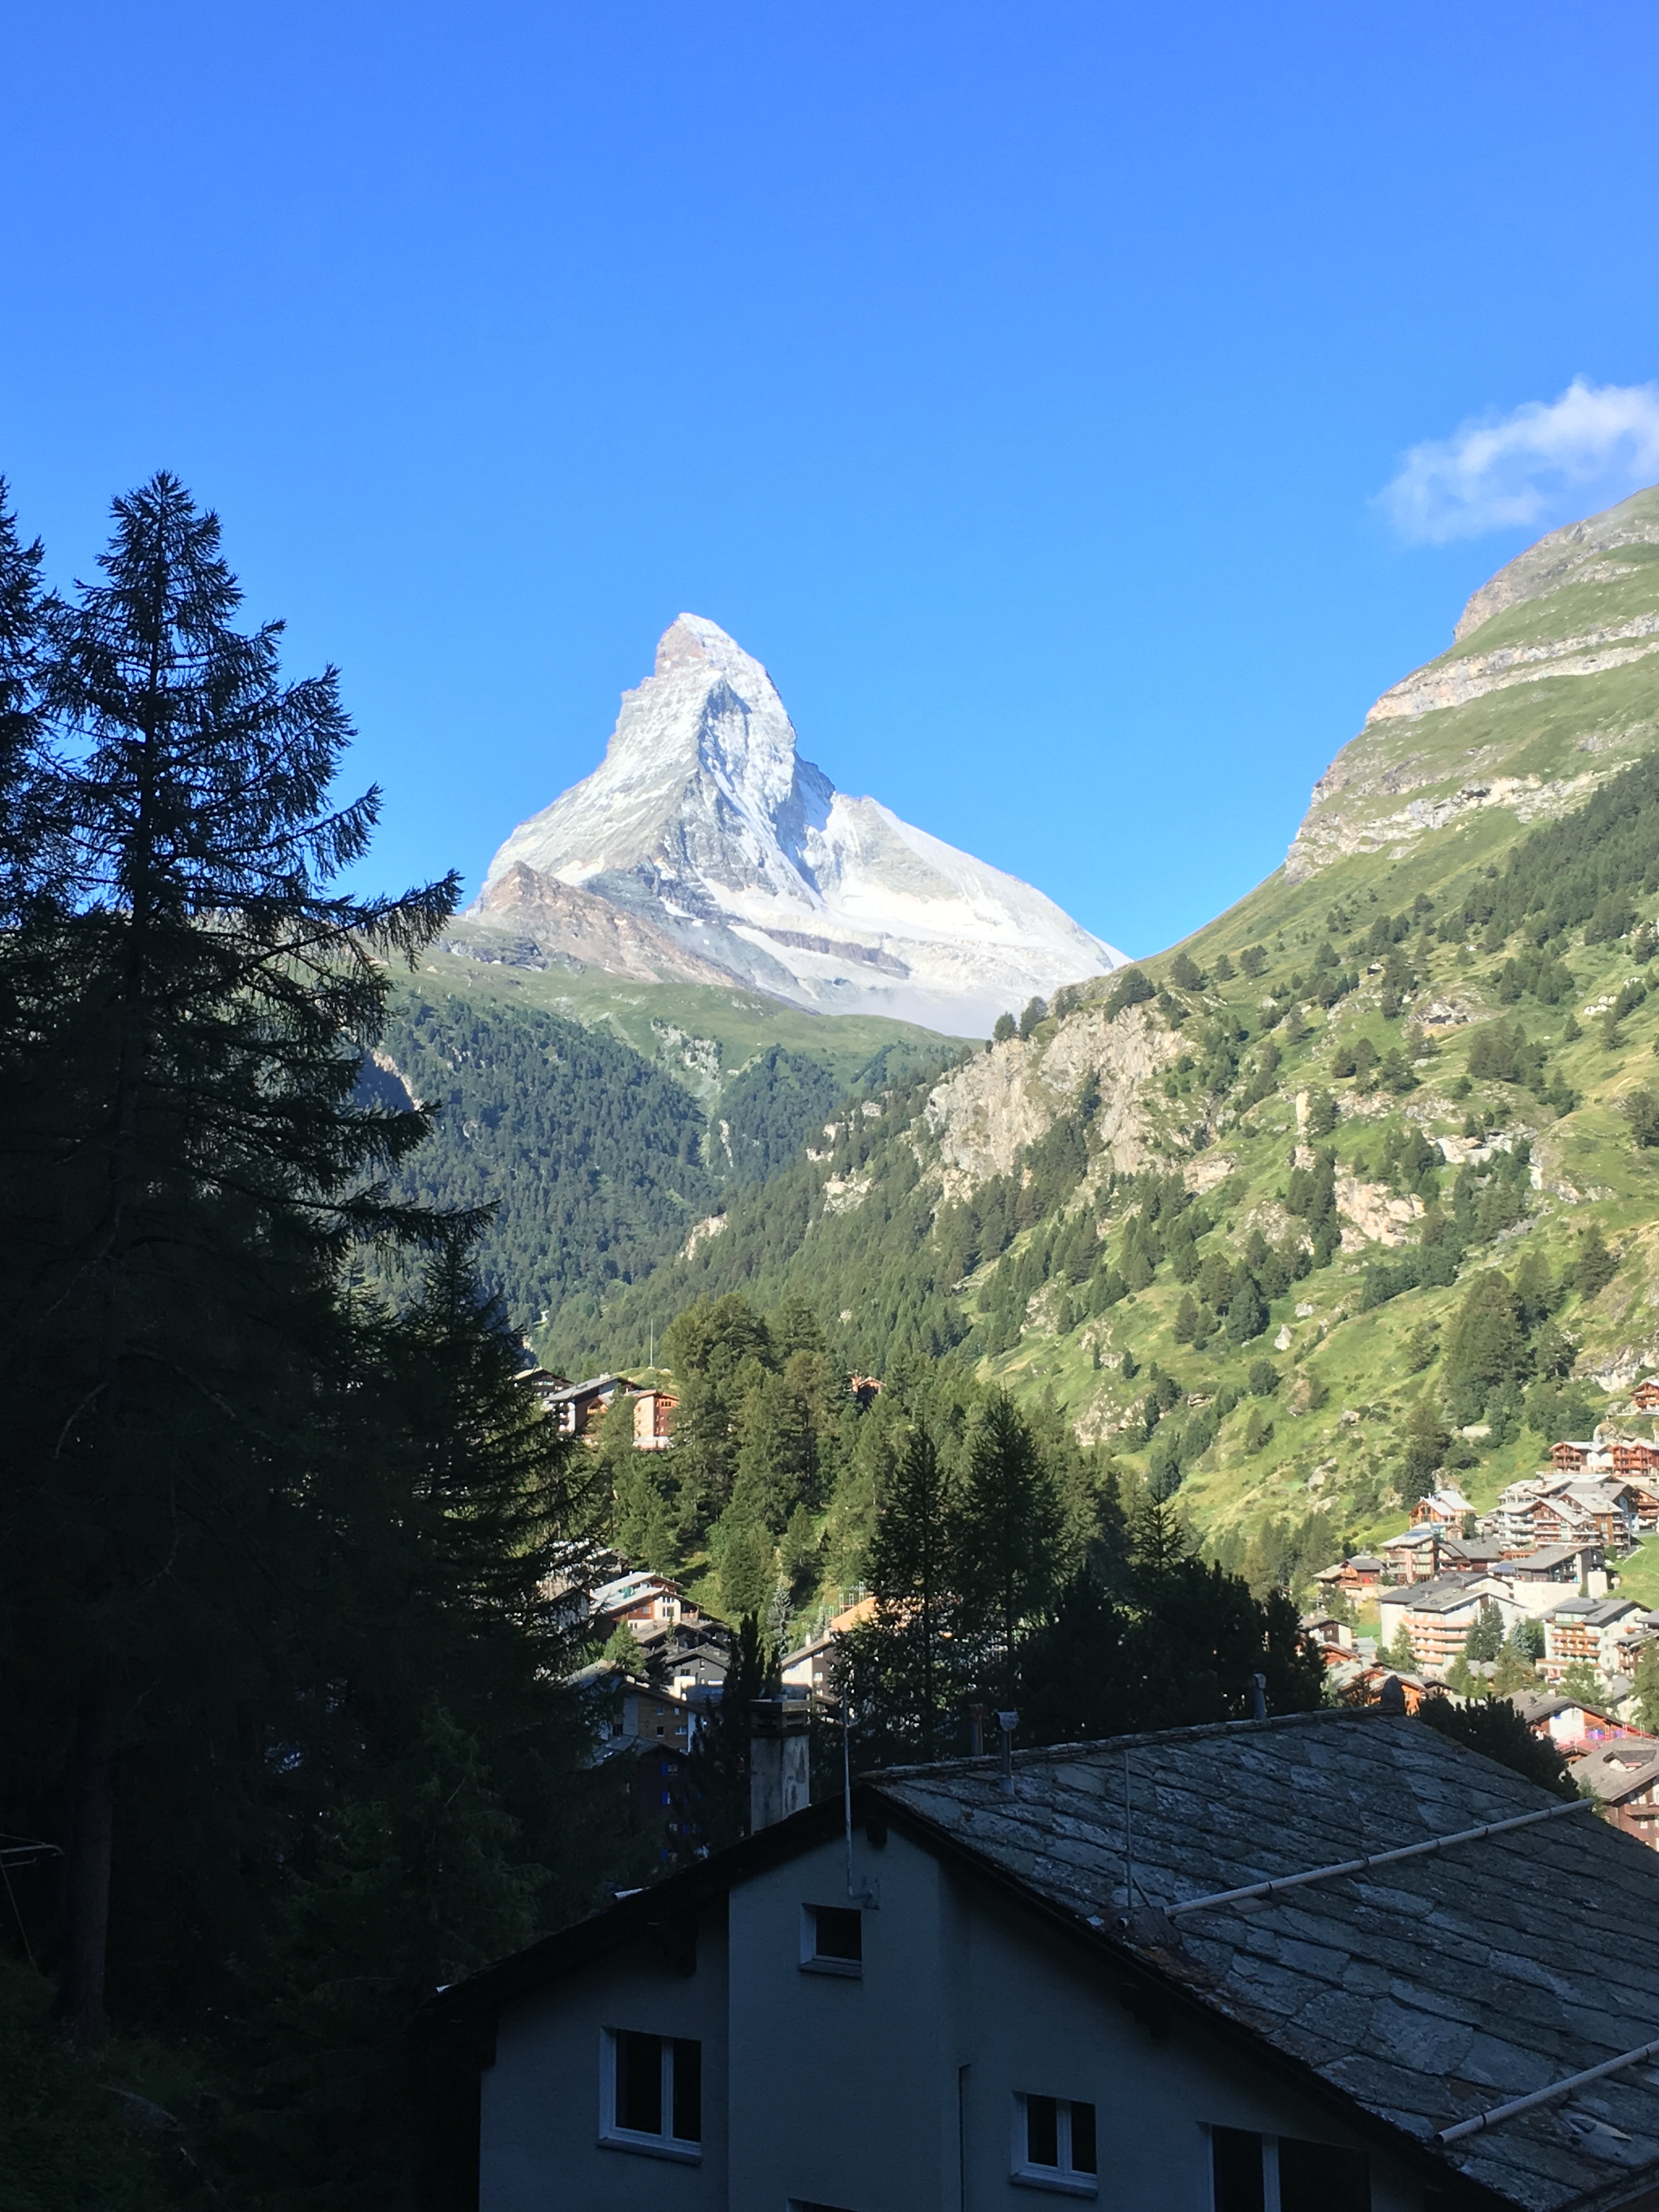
[19, 474, 1659, 2212]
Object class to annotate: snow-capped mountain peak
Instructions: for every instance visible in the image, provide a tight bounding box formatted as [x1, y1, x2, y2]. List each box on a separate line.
[473, 615, 1123, 1035]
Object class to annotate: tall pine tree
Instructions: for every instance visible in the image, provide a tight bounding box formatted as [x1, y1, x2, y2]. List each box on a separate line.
[0, 474, 456, 2042]
[958, 1389, 1062, 1699]
[848, 1425, 957, 1758]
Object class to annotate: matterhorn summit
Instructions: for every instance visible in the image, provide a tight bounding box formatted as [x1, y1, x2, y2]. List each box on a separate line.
[469, 614, 1122, 1035]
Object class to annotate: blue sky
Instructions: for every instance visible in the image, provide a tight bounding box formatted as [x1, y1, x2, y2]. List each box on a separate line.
[3, 2, 1657, 957]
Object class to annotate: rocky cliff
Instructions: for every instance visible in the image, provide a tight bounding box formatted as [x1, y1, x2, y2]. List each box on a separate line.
[1285, 485, 1659, 883]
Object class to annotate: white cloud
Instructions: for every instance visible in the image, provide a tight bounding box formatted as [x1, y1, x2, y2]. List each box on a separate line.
[1379, 377, 1659, 544]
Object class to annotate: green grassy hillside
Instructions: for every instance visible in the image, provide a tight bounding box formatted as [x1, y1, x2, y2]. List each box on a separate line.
[559, 487, 1659, 1595]
[411, 940, 950, 1094]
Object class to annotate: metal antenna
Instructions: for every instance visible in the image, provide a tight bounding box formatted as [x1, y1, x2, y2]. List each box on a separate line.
[843, 1669, 856, 1899]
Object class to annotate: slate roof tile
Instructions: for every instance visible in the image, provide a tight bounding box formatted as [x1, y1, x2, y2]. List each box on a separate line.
[874, 1708, 1659, 2211]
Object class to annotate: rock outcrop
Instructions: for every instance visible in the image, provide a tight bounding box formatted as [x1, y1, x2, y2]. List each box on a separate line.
[458, 862, 744, 988]
[1283, 484, 1659, 884]
[921, 1002, 1180, 1196]
[1452, 484, 1659, 641]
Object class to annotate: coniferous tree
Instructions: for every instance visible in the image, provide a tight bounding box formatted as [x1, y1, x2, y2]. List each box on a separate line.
[1634, 1643, 1659, 1735]
[1576, 1221, 1617, 1301]
[852, 1427, 957, 1758]
[675, 1615, 772, 1857]
[0, 475, 456, 2044]
[0, 481, 59, 918]
[1464, 1598, 1505, 1664]
[958, 1390, 1063, 1698]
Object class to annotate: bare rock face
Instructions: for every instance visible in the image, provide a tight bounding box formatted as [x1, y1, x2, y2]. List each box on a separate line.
[470, 614, 1123, 1036]
[1335, 1174, 1423, 1251]
[461, 862, 743, 988]
[1283, 484, 1659, 885]
[1452, 484, 1659, 641]
[921, 1002, 1180, 1194]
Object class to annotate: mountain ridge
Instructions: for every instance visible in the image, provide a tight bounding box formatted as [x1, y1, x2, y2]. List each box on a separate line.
[1284, 487, 1659, 885]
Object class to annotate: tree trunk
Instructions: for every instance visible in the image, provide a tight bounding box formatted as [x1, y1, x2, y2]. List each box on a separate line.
[55, 1673, 117, 2045]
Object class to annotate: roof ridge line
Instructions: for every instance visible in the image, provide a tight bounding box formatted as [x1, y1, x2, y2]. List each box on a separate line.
[868, 1705, 1385, 1784]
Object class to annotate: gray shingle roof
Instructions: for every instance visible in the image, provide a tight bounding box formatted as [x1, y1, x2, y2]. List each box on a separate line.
[1575, 1742, 1659, 1805]
[873, 1710, 1659, 2211]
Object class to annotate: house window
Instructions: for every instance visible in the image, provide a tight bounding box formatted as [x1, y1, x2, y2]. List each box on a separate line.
[600, 2029, 701, 2160]
[800, 1904, 863, 1976]
[1211, 2127, 1368, 2212]
[1012, 2094, 1097, 2194]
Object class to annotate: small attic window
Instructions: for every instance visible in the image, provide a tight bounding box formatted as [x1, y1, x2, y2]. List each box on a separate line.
[800, 1903, 863, 1975]
[1211, 2127, 1369, 2212]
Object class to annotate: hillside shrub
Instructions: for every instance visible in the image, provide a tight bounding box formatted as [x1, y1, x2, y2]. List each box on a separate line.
[1576, 1222, 1617, 1300]
[1104, 967, 1155, 1019]
[1623, 1087, 1659, 1148]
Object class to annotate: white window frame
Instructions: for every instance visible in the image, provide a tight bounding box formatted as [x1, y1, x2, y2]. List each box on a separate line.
[1206, 2125, 1278, 2212]
[597, 2027, 701, 2163]
[1207, 2124, 1370, 2212]
[1011, 2092, 1099, 2196]
[799, 1901, 864, 1978]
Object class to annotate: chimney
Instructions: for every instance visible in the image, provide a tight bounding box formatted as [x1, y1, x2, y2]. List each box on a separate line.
[749, 1698, 810, 1832]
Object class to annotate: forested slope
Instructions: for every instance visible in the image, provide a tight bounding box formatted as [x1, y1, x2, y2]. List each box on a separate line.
[374, 986, 956, 1335]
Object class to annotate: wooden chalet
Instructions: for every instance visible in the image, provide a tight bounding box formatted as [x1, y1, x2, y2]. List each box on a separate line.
[630, 1387, 678, 1451]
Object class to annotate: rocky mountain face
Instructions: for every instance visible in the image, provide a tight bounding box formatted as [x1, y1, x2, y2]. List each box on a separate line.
[1285, 484, 1659, 884]
[458, 613, 1122, 1037]
[466, 864, 741, 988]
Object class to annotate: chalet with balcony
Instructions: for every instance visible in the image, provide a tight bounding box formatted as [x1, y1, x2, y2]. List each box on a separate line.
[1504, 1541, 1607, 1595]
[1375, 1573, 1517, 1672]
[593, 1570, 685, 1630]
[1542, 1596, 1648, 1684]
[1313, 1554, 1385, 1600]
[1513, 1691, 1653, 1757]
[1378, 1526, 1443, 1583]
[1409, 1487, 1475, 1528]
